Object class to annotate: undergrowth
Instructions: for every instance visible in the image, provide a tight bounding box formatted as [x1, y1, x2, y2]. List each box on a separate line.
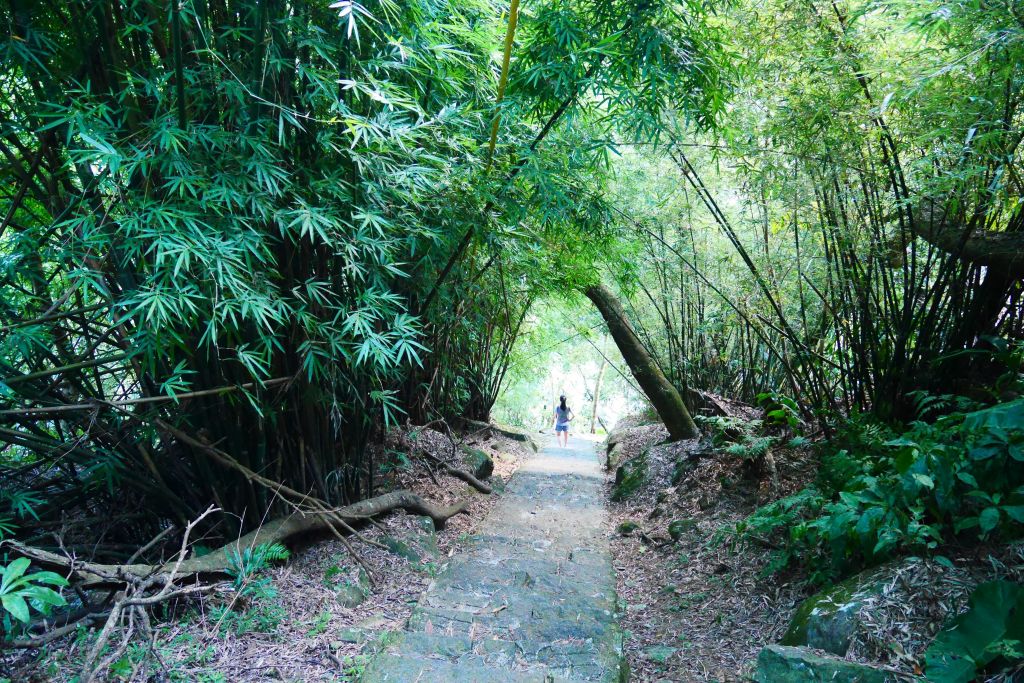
[725, 396, 1024, 584]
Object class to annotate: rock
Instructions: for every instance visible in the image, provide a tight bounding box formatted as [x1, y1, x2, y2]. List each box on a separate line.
[667, 519, 695, 541]
[356, 615, 391, 630]
[754, 645, 892, 683]
[336, 581, 367, 608]
[461, 446, 494, 480]
[612, 453, 647, 502]
[671, 457, 697, 485]
[606, 428, 629, 453]
[606, 442, 626, 471]
[336, 626, 369, 644]
[782, 564, 890, 656]
[643, 645, 677, 664]
[617, 521, 640, 536]
[384, 516, 439, 566]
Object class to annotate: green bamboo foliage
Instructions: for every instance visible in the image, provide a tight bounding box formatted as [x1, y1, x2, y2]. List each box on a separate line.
[602, 0, 1024, 424]
[0, 0, 729, 549]
[0, 0, 503, 539]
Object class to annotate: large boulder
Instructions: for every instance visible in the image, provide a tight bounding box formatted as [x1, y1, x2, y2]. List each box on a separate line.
[754, 645, 892, 682]
[782, 564, 891, 656]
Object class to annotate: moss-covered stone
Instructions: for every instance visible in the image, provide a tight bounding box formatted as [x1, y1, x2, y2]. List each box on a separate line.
[644, 644, 677, 664]
[617, 520, 640, 536]
[460, 446, 494, 480]
[667, 518, 696, 541]
[336, 581, 367, 608]
[782, 564, 890, 656]
[754, 645, 892, 682]
[383, 515, 438, 565]
[611, 453, 648, 502]
[335, 626, 369, 644]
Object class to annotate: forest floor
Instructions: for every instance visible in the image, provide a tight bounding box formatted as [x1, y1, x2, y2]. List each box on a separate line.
[604, 416, 816, 682]
[2, 425, 533, 683]
[604, 414, 1024, 682]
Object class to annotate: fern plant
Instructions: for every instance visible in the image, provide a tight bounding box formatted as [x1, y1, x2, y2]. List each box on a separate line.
[226, 542, 290, 592]
[213, 542, 291, 635]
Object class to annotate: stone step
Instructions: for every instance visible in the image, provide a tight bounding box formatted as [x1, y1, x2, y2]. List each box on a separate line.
[363, 631, 623, 682]
[360, 651, 551, 683]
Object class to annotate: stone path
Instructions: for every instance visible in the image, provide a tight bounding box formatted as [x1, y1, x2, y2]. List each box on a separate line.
[361, 434, 625, 682]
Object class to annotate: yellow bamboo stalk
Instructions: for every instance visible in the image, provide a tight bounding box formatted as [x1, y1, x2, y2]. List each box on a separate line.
[486, 0, 522, 169]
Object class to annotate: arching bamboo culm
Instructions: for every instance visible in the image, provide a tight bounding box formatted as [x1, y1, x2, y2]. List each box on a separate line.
[585, 284, 699, 440]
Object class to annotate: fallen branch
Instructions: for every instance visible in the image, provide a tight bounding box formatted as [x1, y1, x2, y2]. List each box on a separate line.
[4, 491, 469, 589]
[404, 420, 493, 494]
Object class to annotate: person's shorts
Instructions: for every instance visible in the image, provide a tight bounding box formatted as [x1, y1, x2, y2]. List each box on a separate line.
[555, 424, 568, 433]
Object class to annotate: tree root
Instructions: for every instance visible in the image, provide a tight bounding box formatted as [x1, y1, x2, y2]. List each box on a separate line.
[420, 450, 492, 494]
[4, 490, 469, 590]
[403, 419, 493, 494]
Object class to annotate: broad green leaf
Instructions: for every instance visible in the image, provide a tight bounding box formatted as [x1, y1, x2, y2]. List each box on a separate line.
[979, 507, 1001, 534]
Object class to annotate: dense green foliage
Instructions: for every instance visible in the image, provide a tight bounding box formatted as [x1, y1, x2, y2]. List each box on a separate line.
[0, 558, 66, 634]
[1, 0, 1024, 675]
[729, 388, 1024, 582]
[601, 0, 1024, 421]
[0, 0, 724, 545]
[925, 580, 1024, 682]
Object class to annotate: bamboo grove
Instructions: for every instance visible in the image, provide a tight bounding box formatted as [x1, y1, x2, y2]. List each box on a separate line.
[2, 0, 1023, 571]
[0, 0, 725, 550]
[606, 0, 1024, 425]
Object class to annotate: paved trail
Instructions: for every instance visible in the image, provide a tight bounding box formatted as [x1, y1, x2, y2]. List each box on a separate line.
[362, 434, 625, 682]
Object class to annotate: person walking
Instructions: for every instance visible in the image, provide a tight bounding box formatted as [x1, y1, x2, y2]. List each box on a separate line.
[553, 395, 575, 447]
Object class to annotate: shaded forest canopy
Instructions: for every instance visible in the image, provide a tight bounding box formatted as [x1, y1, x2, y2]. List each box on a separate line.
[1, 0, 1024, 673]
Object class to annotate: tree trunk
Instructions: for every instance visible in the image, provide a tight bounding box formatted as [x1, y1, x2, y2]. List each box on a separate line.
[584, 284, 698, 440]
[590, 360, 605, 434]
[911, 202, 1024, 279]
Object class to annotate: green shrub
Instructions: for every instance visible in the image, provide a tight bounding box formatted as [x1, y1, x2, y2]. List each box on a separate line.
[755, 391, 802, 430]
[211, 542, 291, 634]
[726, 398, 1024, 582]
[696, 414, 782, 462]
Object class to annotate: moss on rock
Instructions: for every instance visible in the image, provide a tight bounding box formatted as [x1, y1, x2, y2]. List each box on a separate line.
[461, 446, 494, 480]
[667, 518, 696, 541]
[612, 453, 648, 502]
[617, 520, 640, 535]
[754, 645, 892, 682]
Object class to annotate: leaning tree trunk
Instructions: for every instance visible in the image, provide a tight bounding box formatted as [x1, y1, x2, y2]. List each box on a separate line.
[585, 284, 699, 440]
